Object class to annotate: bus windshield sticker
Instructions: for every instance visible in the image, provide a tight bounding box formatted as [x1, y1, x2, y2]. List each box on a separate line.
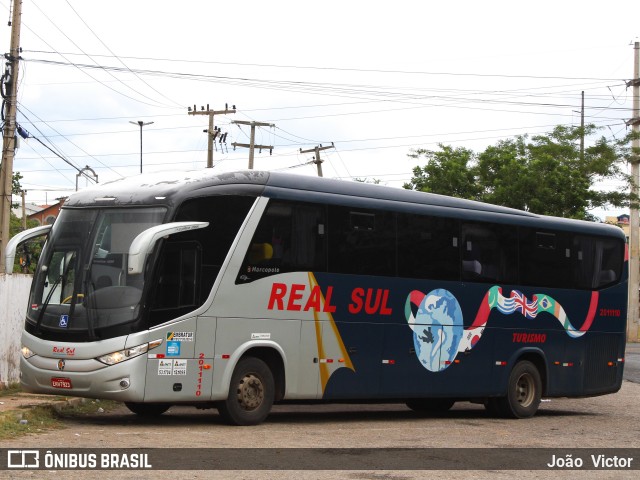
[166, 332, 194, 342]
[251, 333, 271, 340]
[172, 359, 187, 375]
[166, 341, 181, 356]
[158, 359, 172, 376]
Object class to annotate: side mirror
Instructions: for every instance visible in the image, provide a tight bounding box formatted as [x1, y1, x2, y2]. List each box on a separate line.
[127, 221, 209, 275]
[5, 225, 52, 274]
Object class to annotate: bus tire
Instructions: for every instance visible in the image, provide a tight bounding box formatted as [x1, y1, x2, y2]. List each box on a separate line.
[492, 360, 542, 419]
[406, 398, 455, 413]
[124, 402, 171, 417]
[217, 357, 275, 426]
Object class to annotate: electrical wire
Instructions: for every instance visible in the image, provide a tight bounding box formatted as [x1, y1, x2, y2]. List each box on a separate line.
[62, 0, 183, 109]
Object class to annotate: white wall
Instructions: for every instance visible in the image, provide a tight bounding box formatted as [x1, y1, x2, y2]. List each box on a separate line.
[0, 274, 32, 386]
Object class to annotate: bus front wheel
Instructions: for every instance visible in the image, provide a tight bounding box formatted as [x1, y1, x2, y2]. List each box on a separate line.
[486, 360, 542, 419]
[217, 357, 275, 426]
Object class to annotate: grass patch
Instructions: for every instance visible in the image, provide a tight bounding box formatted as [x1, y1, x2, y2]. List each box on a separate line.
[0, 383, 22, 397]
[0, 398, 122, 440]
[0, 405, 64, 439]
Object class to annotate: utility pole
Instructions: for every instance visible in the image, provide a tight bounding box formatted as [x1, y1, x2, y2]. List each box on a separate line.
[580, 91, 585, 162]
[0, 0, 22, 274]
[21, 190, 25, 230]
[300, 143, 335, 177]
[628, 41, 640, 342]
[231, 120, 275, 169]
[129, 120, 153, 173]
[188, 104, 236, 168]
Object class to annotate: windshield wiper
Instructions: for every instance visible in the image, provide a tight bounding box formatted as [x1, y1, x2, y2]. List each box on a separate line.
[81, 270, 97, 340]
[34, 254, 75, 333]
[35, 274, 63, 333]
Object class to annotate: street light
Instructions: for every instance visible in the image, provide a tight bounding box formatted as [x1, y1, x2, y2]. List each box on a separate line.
[129, 120, 154, 173]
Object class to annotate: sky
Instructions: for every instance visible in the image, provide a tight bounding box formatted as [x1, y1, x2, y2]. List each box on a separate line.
[2, 0, 639, 220]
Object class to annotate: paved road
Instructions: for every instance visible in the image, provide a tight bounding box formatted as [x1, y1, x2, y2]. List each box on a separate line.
[1, 342, 638, 479]
[624, 342, 640, 383]
[2, 381, 639, 479]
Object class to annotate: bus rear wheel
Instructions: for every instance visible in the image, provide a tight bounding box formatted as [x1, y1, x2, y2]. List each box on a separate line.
[217, 357, 275, 426]
[487, 360, 542, 419]
[125, 402, 171, 417]
[406, 398, 455, 413]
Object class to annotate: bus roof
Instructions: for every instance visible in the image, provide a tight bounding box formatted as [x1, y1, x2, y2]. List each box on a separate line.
[64, 170, 625, 239]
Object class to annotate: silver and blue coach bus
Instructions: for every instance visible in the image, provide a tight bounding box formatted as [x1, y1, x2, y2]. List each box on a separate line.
[8, 170, 627, 425]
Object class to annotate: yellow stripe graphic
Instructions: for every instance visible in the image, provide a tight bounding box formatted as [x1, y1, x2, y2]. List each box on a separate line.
[308, 272, 355, 393]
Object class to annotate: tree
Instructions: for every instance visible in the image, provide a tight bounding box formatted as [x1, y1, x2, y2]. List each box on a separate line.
[11, 171, 23, 209]
[405, 125, 629, 220]
[7, 171, 43, 273]
[404, 144, 482, 200]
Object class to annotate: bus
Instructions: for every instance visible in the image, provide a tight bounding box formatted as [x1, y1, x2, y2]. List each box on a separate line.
[10, 170, 628, 425]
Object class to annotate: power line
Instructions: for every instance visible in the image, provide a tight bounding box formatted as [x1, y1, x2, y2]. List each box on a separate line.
[22, 58, 632, 112]
[17, 104, 124, 178]
[22, 49, 627, 81]
[62, 0, 183, 108]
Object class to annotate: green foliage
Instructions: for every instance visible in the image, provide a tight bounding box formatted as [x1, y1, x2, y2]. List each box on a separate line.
[404, 144, 483, 200]
[11, 171, 23, 209]
[405, 125, 630, 220]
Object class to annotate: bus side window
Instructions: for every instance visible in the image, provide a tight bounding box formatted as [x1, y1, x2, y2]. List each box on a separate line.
[175, 194, 255, 290]
[520, 229, 573, 288]
[595, 238, 623, 288]
[397, 213, 459, 281]
[461, 222, 518, 284]
[152, 242, 201, 316]
[237, 200, 326, 283]
[327, 206, 395, 276]
[573, 235, 623, 289]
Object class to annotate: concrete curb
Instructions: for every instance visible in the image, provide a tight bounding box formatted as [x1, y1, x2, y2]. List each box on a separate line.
[50, 396, 88, 413]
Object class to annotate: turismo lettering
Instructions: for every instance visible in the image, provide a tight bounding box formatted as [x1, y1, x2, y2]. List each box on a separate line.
[267, 283, 393, 315]
[512, 333, 547, 343]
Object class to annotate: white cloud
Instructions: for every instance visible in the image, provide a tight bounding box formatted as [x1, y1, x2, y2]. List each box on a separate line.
[2, 0, 637, 219]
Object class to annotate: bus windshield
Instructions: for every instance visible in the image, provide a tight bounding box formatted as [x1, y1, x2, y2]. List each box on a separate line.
[26, 207, 166, 340]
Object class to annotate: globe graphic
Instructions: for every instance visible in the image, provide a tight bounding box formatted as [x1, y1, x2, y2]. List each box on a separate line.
[407, 289, 464, 372]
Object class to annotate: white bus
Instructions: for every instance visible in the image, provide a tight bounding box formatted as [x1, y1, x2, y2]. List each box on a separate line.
[11, 170, 627, 425]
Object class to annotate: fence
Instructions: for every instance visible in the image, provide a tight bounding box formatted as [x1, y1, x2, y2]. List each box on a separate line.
[0, 274, 32, 386]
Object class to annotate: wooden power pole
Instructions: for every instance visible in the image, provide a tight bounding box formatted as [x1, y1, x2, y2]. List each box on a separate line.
[231, 120, 275, 169]
[188, 104, 236, 168]
[0, 0, 23, 274]
[628, 41, 640, 342]
[300, 143, 334, 177]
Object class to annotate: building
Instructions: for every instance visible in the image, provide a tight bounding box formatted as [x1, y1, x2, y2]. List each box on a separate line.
[605, 214, 630, 240]
[27, 199, 65, 225]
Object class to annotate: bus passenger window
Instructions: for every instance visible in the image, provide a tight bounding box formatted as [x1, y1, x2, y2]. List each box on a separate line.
[573, 235, 623, 289]
[520, 229, 573, 288]
[328, 206, 395, 277]
[397, 214, 459, 281]
[461, 222, 518, 284]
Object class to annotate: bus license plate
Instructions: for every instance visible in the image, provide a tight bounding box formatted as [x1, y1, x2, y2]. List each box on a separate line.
[51, 377, 72, 389]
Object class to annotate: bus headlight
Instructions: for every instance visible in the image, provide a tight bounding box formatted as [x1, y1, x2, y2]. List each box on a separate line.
[96, 338, 162, 366]
[21, 345, 35, 359]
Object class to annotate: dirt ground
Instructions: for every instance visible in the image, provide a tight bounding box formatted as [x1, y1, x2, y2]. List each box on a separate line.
[0, 343, 638, 479]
